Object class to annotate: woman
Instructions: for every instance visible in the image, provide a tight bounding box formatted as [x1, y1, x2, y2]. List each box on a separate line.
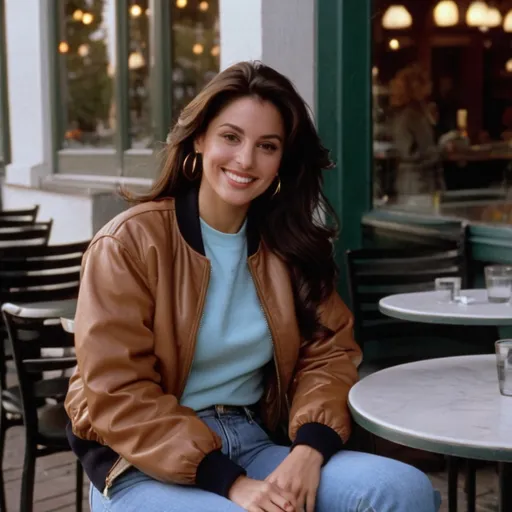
[65, 61, 440, 512]
[390, 64, 445, 204]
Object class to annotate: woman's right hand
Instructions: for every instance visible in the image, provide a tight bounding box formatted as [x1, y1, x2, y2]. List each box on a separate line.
[228, 475, 298, 512]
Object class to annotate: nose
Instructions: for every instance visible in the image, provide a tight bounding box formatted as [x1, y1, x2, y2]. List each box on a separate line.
[236, 143, 255, 170]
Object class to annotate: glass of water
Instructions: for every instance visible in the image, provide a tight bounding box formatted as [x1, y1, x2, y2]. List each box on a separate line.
[495, 339, 512, 396]
[435, 277, 461, 302]
[485, 266, 512, 304]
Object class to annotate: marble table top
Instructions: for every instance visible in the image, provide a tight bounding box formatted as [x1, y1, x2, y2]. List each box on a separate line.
[379, 289, 512, 326]
[349, 355, 512, 461]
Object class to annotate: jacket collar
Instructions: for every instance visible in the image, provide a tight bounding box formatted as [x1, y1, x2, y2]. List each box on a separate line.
[175, 185, 260, 257]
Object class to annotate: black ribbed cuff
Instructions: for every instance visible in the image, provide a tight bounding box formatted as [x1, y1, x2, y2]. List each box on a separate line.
[196, 450, 246, 497]
[291, 423, 344, 464]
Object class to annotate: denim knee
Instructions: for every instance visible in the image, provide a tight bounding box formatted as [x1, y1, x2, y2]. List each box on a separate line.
[362, 462, 440, 512]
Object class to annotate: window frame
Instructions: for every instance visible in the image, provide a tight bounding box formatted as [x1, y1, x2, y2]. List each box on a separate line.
[48, 0, 175, 179]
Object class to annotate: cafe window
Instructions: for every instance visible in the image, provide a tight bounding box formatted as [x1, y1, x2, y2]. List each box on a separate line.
[372, 1, 512, 224]
[52, 0, 220, 177]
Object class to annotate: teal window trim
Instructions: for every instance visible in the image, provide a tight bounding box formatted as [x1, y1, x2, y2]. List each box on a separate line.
[0, 0, 11, 166]
[316, 0, 372, 298]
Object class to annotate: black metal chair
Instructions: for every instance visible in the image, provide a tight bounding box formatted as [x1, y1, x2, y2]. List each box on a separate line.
[0, 240, 89, 511]
[346, 246, 497, 512]
[2, 303, 83, 512]
[0, 220, 52, 247]
[0, 206, 39, 227]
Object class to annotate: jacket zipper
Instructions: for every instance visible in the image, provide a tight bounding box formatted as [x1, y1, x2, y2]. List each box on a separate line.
[103, 263, 211, 496]
[249, 261, 283, 425]
[178, 263, 211, 397]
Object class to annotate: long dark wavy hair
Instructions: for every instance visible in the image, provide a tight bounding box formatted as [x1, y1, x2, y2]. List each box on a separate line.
[123, 61, 339, 343]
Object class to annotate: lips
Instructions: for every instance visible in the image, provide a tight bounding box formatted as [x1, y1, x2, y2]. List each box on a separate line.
[222, 168, 256, 185]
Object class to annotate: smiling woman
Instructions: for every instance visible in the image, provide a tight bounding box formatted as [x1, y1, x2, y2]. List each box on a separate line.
[64, 61, 439, 512]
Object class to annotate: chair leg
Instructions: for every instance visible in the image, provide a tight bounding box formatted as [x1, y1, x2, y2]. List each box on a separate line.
[465, 460, 476, 512]
[447, 456, 458, 512]
[75, 459, 83, 512]
[20, 443, 36, 512]
[0, 414, 7, 512]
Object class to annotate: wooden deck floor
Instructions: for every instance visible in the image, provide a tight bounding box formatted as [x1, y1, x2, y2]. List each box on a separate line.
[2, 425, 500, 511]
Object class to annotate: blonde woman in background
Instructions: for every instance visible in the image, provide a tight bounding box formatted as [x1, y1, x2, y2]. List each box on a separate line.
[390, 64, 445, 205]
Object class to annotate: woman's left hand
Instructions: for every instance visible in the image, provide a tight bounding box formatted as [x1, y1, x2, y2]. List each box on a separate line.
[265, 445, 323, 512]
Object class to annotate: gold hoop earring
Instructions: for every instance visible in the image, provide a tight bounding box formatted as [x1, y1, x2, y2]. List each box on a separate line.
[272, 177, 281, 198]
[183, 152, 200, 180]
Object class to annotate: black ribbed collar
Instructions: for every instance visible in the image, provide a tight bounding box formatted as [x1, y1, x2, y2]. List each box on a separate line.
[175, 185, 260, 258]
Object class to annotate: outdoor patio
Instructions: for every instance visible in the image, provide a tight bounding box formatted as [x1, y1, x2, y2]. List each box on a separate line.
[2, 423, 499, 512]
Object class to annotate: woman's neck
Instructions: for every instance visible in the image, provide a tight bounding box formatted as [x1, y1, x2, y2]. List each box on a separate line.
[198, 184, 249, 234]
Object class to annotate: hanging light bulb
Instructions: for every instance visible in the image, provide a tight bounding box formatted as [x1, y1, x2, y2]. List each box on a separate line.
[78, 44, 89, 57]
[466, 1, 489, 27]
[193, 43, 204, 55]
[82, 12, 94, 25]
[486, 7, 502, 27]
[72, 9, 84, 21]
[176, 0, 187, 8]
[199, 1, 209, 11]
[128, 51, 145, 70]
[58, 41, 69, 54]
[211, 45, 220, 57]
[389, 38, 400, 50]
[130, 5, 142, 17]
[433, 1, 459, 27]
[504, 10, 512, 32]
[382, 5, 412, 29]
[506, 59, 512, 73]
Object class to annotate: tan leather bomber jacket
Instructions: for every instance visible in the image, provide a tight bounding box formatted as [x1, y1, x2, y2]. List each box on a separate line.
[64, 192, 362, 493]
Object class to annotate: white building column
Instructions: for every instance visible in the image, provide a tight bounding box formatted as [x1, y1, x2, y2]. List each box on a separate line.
[219, 0, 316, 116]
[4, 0, 53, 187]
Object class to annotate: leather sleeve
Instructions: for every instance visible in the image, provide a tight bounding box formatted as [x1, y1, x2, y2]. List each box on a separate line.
[287, 292, 362, 451]
[70, 235, 240, 489]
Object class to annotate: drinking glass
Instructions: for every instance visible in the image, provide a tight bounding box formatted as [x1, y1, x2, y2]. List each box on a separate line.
[495, 339, 512, 396]
[485, 266, 512, 304]
[435, 277, 461, 302]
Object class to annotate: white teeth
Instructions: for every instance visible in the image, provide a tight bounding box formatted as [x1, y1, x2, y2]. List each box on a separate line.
[224, 170, 254, 184]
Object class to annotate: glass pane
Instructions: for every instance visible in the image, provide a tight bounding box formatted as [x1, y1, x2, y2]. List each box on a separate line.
[60, 0, 116, 148]
[170, 0, 221, 122]
[128, 0, 151, 149]
[372, 1, 512, 224]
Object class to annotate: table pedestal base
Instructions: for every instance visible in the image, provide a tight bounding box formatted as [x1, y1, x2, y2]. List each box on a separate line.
[499, 462, 511, 512]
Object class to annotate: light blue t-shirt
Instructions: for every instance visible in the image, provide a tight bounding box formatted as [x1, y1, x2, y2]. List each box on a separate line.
[180, 218, 273, 411]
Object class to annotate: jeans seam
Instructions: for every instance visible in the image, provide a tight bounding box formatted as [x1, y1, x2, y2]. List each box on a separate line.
[215, 418, 232, 458]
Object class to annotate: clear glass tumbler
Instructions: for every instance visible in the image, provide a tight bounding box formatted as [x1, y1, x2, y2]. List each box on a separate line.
[495, 339, 512, 396]
[435, 277, 461, 302]
[485, 266, 512, 304]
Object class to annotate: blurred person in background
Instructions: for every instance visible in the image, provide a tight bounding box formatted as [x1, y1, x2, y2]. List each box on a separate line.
[390, 64, 445, 205]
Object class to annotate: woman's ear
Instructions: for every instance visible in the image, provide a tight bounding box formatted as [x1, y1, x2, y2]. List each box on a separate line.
[194, 135, 204, 154]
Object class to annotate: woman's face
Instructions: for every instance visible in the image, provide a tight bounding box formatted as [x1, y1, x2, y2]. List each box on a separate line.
[195, 95, 285, 208]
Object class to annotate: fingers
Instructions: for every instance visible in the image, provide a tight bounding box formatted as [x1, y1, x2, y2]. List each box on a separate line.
[268, 486, 297, 512]
[305, 490, 316, 512]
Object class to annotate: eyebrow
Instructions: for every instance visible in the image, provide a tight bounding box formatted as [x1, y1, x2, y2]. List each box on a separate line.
[219, 123, 283, 143]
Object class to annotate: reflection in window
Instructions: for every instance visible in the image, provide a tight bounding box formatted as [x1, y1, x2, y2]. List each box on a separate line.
[372, 1, 512, 224]
[170, 0, 220, 122]
[128, 0, 151, 149]
[60, 0, 115, 148]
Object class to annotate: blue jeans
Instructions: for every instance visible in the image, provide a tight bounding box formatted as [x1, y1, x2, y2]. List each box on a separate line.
[90, 407, 441, 511]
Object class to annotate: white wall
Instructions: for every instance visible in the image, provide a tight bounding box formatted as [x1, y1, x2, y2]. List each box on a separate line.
[4, 0, 53, 187]
[219, 0, 316, 116]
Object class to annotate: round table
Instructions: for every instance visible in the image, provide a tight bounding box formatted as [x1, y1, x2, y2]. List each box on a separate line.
[379, 289, 512, 326]
[348, 355, 511, 511]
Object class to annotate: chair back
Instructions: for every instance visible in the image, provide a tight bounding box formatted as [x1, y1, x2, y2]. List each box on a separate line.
[0, 220, 52, 247]
[2, 304, 76, 442]
[0, 240, 89, 303]
[346, 246, 497, 365]
[0, 205, 39, 227]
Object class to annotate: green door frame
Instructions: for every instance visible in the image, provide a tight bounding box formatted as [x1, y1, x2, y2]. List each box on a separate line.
[316, 0, 372, 300]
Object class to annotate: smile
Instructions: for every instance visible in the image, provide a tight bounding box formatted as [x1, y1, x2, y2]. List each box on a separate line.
[222, 169, 256, 185]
